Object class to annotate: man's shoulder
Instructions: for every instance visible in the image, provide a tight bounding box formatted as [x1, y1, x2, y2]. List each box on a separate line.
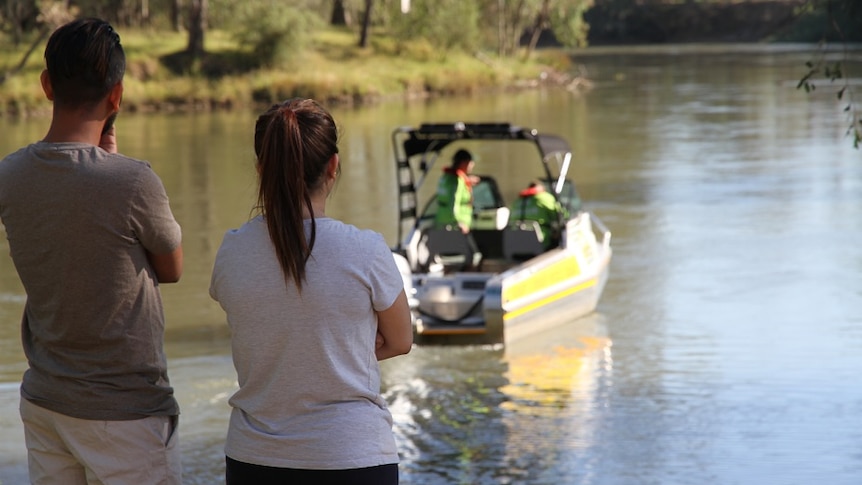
[108, 155, 158, 180]
[0, 145, 33, 170]
[3, 142, 152, 171]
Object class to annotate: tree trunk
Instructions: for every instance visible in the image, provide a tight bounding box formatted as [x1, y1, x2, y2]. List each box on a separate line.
[171, 0, 182, 32]
[497, 0, 504, 57]
[0, 25, 50, 85]
[525, 0, 550, 60]
[331, 0, 349, 26]
[187, 0, 206, 59]
[358, 0, 372, 48]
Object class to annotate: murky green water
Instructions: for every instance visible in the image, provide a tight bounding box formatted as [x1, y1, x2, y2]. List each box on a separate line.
[1, 45, 861, 484]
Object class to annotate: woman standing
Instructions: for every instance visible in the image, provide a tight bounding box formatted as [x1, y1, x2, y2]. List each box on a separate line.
[210, 98, 413, 484]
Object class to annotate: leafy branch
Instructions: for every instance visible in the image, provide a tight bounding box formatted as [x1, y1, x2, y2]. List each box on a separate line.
[796, 0, 861, 149]
[798, 48, 861, 149]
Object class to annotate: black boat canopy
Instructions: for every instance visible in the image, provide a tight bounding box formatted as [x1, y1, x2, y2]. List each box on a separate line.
[396, 122, 571, 161]
[391, 122, 577, 246]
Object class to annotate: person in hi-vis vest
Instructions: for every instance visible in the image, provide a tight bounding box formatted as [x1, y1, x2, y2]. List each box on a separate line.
[510, 180, 568, 248]
[435, 149, 478, 233]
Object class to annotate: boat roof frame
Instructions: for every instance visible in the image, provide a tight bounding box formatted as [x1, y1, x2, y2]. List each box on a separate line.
[391, 122, 574, 249]
[393, 122, 572, 161]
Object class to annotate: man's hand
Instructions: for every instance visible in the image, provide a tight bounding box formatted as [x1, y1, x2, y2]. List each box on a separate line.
[99, 125, 118, 154]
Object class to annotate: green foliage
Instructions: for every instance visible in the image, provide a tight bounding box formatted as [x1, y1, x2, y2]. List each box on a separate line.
[0, 0, 39, 44]
[776, 0, 862, 42]
[548, 1, 594, 49]
[389, 0, 480, 52]
[478, 0, 542, 56]
[226, 1, 323, 68]
[208, 0, 328, 30]
[798, 58, 861, 149]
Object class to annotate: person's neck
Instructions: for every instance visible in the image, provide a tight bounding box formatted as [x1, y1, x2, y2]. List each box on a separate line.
[42, 109, 104, 146]
[302, 191, 329, 219]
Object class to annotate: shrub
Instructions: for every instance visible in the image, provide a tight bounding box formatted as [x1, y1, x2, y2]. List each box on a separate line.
[229, 1, 322, 68]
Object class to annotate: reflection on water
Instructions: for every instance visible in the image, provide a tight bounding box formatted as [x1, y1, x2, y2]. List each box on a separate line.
[383, 314, 611, 485]
[2, 45, 862, 484]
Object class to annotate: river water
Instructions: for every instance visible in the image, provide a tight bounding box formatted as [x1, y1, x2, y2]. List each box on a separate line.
[1, 45, 861, 484]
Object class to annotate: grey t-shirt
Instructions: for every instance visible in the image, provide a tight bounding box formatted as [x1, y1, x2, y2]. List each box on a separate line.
[210, 216, 404, 469]
[0, 142, 182, 420]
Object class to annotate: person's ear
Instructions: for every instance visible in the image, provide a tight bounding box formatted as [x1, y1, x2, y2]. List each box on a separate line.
[107, 81, 123, 113]
[328, 154, 340, 179]
[40, 70, 54, 101]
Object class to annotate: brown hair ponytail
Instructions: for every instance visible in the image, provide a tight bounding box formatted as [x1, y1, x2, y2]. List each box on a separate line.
[254, 98, 339, 290]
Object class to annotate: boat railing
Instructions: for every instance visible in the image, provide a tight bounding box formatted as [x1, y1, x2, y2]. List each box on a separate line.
[589, 212, 612, 254]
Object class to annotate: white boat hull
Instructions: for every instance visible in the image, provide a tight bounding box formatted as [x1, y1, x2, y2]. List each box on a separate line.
[406, 212, 612, 345]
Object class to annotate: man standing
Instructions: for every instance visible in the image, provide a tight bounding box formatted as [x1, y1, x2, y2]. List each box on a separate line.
[0, 18, 183, 484]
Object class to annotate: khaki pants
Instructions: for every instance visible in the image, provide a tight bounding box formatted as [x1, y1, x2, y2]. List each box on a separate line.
[20, 397, 182, 485]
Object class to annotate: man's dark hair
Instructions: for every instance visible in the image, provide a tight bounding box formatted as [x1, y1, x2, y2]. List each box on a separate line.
[44, 18, 125, 109]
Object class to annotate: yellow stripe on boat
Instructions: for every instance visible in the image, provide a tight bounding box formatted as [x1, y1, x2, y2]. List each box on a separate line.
[503, 278, 596, 322]
[503, 255, 581, 303]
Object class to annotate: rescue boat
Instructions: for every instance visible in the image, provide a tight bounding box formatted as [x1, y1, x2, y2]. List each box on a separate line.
[391, 122, 612, 345]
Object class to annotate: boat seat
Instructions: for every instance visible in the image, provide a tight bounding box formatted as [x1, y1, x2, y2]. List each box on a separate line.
[471, 229, 504, 260]
[503, 221, 546, 262]
[420, 227, 480, 272]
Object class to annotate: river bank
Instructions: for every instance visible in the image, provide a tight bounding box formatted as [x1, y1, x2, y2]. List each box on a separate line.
[0, 0, 853, 118]
[0, 27, 578, 118]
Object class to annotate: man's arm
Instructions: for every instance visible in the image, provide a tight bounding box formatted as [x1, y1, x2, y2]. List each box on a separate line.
[147, 246, 183, 283]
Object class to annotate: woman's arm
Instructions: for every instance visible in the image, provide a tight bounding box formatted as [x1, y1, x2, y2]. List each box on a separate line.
[375, 290, 413, 361]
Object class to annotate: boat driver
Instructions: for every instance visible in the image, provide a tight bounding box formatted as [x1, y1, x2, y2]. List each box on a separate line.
[435, 148, 478, 233]
[434, 148, 482, 268]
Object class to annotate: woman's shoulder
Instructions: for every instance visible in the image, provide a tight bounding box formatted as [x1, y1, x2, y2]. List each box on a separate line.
[318, 217, 378, 235]
[220, 216, 266, 243]
[318, 218, 386, 247]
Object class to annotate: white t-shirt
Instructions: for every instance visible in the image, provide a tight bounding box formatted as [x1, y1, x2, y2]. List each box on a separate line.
[210, 216, 404, 469]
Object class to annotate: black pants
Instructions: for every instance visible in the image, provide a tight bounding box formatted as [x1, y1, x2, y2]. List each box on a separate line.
[225, 456, 399, 485]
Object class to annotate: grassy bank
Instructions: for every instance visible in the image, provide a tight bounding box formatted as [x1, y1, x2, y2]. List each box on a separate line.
[0, 27, 572, 117]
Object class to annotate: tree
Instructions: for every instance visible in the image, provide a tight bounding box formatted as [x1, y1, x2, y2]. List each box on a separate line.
[230, 1, 321, 67]
[186, 0, 206, 60]
[523, 0, 593, 59]
[0, 1, 74, 84]
[171, 0, 183, 32]
[1, 0, 40, 45]
[331, 0, 351, 26]
[483, 0, 533, 57]
[391, 0, 479, 53]
[358, 0, 372, 47]
[546, 0, 593, 49]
